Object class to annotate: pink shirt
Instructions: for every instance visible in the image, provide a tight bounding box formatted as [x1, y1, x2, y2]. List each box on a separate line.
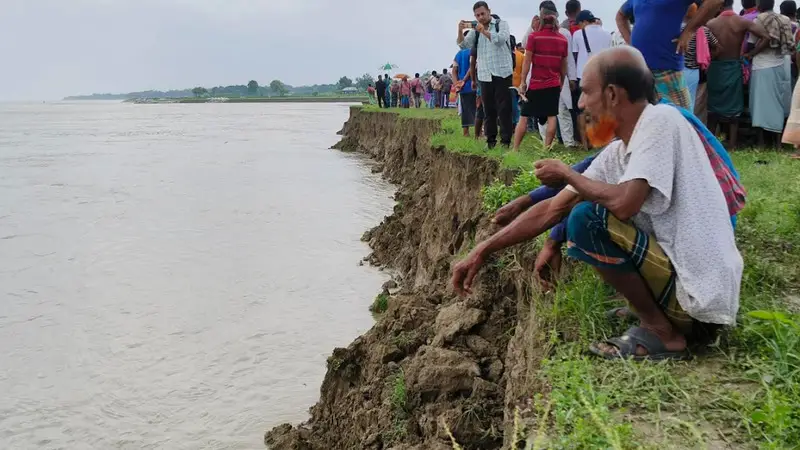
[410, 78, 424, 94]
[400, 82, 411, 96]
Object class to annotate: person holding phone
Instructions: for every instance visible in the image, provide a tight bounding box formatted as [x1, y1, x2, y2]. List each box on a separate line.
[457, 1, 514, 149]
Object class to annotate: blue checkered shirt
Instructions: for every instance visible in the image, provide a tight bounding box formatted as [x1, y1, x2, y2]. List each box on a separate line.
[458, 19, 513, 83]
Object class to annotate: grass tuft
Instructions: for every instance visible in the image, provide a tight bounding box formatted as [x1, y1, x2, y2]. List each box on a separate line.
[370, 292, 390, 314]
[383, 369, 409, 445]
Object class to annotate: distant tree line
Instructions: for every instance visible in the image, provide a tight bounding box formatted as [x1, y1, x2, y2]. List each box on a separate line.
[65, 74, 379, 100]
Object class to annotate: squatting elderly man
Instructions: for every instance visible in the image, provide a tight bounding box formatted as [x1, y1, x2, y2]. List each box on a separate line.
[452, 46, 744, 361]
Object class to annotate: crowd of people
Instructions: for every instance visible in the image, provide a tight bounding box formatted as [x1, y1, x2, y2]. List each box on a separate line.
[389, 0, 799, 157]
[368, 71, 459, 109]
[444, 0, 799, 362]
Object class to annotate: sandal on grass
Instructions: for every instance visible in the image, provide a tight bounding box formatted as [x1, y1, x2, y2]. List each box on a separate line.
[589, 326, 691, 361]
[605, 306, 639, 322]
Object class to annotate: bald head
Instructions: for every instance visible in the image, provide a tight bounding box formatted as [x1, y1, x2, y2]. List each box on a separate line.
[584, 47, 655, 104]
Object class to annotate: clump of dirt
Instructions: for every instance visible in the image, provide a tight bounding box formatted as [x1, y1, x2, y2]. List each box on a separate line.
[266, 108, 533, 449]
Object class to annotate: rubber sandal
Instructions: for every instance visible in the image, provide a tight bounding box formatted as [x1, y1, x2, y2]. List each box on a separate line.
[605, 307, 639, 322]
[589, 326, 691, 361]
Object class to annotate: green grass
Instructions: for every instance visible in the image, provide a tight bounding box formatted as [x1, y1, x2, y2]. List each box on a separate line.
[383, 369, 409, 445]
[370, 292, 390, 314]
[354, 107, 800, 448]
[359, 104, 593, 172]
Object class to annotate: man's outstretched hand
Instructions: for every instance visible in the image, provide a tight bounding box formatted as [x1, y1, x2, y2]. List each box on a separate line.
[493, 196, 529, 226]
[534, 159, 571, 187]
[534, 238, 563, 291]
[451, 247, 486, 296]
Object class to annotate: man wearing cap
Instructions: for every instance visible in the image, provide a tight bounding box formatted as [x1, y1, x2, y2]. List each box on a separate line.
[573, 10, 612, 147]
[616, 0, 723, 109]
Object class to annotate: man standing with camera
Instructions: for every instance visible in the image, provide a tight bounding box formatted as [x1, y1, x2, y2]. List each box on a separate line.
[458, 1, 514, 149]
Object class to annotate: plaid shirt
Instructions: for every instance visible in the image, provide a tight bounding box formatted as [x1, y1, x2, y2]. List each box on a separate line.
[458, 19, 513, 82]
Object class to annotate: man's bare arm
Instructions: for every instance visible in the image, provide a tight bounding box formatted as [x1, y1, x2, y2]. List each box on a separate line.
[475, 189, 580, 258]
[746, 19, 771, 42]
[469, 54, 477, 85]
[616, 9, 632, 44]
[746, 20, 772, 59]
[684, 0, 723, 34]
[520, 51, 533, 89]
[748, 37, 771, 59]
[562, 171, 650, 222]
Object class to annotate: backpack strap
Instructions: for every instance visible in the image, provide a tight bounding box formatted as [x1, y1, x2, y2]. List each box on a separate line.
[582, 28, 592, 54]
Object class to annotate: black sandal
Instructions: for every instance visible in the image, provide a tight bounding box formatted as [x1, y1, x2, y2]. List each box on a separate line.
[589, 326, 691, 361]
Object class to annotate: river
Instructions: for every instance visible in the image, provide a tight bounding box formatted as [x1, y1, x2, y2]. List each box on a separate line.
[0, 101, 394, 449]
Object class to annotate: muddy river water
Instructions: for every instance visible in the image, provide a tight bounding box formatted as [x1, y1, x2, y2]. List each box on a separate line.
[0, 101, 394, 449]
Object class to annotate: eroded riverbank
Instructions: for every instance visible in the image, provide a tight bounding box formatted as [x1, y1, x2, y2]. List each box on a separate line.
[266, 106, 800, 450]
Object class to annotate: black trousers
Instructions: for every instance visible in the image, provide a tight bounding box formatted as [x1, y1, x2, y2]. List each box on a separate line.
[479, 75, 513, 146]
[377, 91, 385, 108]
[571, 82, 582, 143]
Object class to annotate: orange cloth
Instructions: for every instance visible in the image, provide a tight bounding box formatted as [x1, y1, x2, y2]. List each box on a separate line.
[512, 49, 525, 87]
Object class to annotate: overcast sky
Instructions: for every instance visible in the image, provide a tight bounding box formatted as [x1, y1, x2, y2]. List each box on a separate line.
[1, 0, 745, 100]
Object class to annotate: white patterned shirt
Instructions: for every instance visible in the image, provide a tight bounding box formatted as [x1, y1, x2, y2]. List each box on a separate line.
[578, 104, 743, 325]
[458, 19, 513, 83]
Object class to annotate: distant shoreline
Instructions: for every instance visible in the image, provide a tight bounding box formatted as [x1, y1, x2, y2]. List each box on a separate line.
[64, 96, 368, 104]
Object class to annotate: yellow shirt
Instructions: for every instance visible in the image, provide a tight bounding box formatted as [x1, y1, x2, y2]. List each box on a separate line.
[512, 50, 525, 87]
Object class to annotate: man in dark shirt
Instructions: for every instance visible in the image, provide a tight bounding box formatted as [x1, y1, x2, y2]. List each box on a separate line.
[375, 75, 387, 108]
[439, 69, 454, 108]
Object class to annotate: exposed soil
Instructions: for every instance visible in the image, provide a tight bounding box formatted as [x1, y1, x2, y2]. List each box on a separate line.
[265, 108, 539, 449]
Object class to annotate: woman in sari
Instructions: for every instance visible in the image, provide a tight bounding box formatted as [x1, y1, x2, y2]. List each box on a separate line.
[782, 80, 800, 158]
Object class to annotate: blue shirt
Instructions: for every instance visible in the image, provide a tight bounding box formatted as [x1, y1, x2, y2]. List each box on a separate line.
[454, 49, 473, 94]
[621, 0, 699, 71]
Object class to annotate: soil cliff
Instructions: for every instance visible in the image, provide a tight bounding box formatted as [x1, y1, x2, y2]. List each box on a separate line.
[265, 108, 538, 449]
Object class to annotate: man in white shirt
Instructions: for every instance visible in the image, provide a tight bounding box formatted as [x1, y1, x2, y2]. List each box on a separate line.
[572, 10, 612, 147]
[452, 47, 743, 361]
[573, 11, 613, 80]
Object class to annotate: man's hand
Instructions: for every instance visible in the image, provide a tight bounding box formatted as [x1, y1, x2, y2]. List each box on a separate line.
[476, 22, 485, 34]
[534, 159, 571, 187]
[519, 82, 527, 94]
[459, 20, 468, 31]
[569, 80, 577, 92]
[493, 196, 529, 226]
[674, 28, 693, 54]
[451, 246, 486, 296]
[534, 239, 563, 290]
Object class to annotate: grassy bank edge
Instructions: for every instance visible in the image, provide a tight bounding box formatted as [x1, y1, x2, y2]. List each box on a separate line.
[356, 105, 800, 449]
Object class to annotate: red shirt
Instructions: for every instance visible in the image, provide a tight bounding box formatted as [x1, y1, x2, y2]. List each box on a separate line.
[525, 28, 568, 90]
